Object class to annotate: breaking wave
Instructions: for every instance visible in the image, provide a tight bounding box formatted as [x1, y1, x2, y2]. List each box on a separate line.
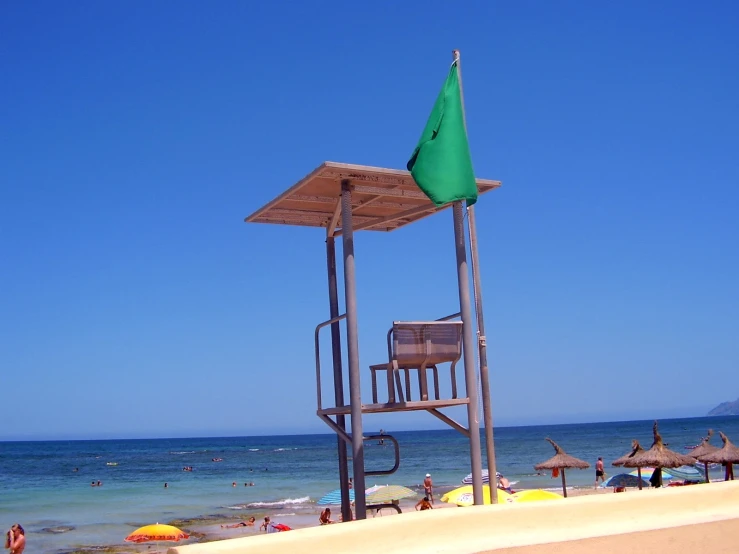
[245, 496, 311, 508]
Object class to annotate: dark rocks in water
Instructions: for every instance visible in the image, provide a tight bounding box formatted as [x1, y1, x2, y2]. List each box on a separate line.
[57, 547, 125, 554]
[707, 398, 739, 416]
[168, 515, 225, 527]
[41, 526, 76, 534]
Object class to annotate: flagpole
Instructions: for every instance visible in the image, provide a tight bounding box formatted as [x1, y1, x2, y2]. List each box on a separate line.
[453, 49, 499, 503]
[448, 50, 484, 508]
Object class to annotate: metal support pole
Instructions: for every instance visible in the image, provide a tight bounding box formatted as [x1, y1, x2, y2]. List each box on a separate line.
[341, 180, 366, 519]
[467, 205, 498, 502]
[453, 47, 497, 502]
[453, 201, 484, 505]
[326, 237, 352, 523]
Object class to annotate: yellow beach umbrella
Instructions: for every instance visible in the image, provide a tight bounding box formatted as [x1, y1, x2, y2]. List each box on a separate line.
[440, 485, 512, 506]
[510, 489, 564, 503]
[628, 468, 672, 480]
[125, 523, 189, 553]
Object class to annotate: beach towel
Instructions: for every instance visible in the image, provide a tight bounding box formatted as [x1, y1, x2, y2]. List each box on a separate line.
[272, 523, 292, 532]
[552, 468, 559, 478]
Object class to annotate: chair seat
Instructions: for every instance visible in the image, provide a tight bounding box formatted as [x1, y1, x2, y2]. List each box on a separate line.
[369, 321, 462, 404]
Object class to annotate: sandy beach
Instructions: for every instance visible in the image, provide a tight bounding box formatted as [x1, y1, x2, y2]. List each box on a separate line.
[194, 484, 610, 544]
[170, 480, 739, 554]
[484, 519, 739, 554]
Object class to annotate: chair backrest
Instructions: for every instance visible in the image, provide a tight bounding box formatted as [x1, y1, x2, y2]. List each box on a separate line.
[391, 321, 463, 367]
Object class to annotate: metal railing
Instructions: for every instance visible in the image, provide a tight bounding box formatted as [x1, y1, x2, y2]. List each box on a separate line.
[364, 434, 400, 476]
[314, 313, 347, 412]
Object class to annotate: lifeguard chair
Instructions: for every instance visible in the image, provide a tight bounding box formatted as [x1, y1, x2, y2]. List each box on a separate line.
[245, 162, 500, 520]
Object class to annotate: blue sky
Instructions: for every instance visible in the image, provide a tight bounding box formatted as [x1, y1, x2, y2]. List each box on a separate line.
[2, 1, 737, 440]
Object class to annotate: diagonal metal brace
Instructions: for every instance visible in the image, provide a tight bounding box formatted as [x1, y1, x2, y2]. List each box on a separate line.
[427, 408, 470, 437]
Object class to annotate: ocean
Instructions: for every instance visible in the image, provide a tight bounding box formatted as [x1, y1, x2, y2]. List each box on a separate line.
[1, 416, 737, 553]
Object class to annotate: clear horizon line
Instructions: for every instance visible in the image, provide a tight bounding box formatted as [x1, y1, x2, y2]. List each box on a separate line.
[0, 414, 724, 443]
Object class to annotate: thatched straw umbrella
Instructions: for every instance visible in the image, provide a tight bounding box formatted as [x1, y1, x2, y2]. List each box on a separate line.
[533, 438, 589, 498]
[688, 429, 719, 483]
[695, 432, 739, 481]
[622, 421, 696, 487]
[612, 440, 647, 489]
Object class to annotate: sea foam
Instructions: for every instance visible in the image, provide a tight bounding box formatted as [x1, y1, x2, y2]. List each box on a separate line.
[246, 496, 311, 507]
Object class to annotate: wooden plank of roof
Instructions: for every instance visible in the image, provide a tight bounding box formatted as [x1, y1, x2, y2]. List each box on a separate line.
[244, 161, 501, 232]
[245, 163, 329, 224]
[340, 203, 441, 235]
[289, 194, 419, 211]
[258, 208, 378, 225]
[351, 185, 429, 200]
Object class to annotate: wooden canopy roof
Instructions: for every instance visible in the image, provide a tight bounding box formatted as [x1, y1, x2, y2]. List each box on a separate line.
[244, 162, 501, 236]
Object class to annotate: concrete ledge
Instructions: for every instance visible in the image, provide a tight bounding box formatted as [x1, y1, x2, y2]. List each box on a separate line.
[169, 481, 739, 554]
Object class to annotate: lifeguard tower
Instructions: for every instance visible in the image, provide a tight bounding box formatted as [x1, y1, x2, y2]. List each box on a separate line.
[245, 161, 500, 520]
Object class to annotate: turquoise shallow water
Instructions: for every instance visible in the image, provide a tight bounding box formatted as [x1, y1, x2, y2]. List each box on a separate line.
[1, 416, 738, 552]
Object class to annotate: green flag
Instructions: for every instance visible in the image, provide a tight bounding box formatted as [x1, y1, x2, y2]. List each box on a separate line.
[407, 61, 477, 207]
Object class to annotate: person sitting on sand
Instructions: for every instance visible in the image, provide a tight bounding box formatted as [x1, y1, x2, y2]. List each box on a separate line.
[222, 517, 256, 528]
[496, 472, 513, 493]
[415, 496, 433, 511]
[260, 517, 273, 532]
[319, 508, 334, 525]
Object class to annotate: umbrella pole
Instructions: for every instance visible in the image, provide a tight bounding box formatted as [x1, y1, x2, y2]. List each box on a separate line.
[637, 468, 643, 490]
[705, 461, 710, 484]
[561, 468, 567, 498]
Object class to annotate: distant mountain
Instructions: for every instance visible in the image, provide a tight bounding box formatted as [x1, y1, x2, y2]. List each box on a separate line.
[707, 398, 739, 416]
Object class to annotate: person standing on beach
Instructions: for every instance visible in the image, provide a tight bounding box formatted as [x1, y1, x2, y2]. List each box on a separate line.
[423, 473, 434, 504]
[5, 524, 25, 554]
[595, 457, 606, 487]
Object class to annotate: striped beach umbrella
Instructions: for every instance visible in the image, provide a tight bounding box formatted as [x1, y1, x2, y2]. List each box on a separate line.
[317, 488, 355, 505]
[602, 473, 651, 489]
[365, 485, 416, 505]
[462, 469, 492, 485]
[628, 468, 672, 480]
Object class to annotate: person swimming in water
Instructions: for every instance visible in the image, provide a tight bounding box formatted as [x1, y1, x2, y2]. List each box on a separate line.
[5, 524, 25, 554]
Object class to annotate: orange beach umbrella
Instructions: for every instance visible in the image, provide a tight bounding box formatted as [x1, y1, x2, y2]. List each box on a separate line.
[125, 523, 189, 552]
